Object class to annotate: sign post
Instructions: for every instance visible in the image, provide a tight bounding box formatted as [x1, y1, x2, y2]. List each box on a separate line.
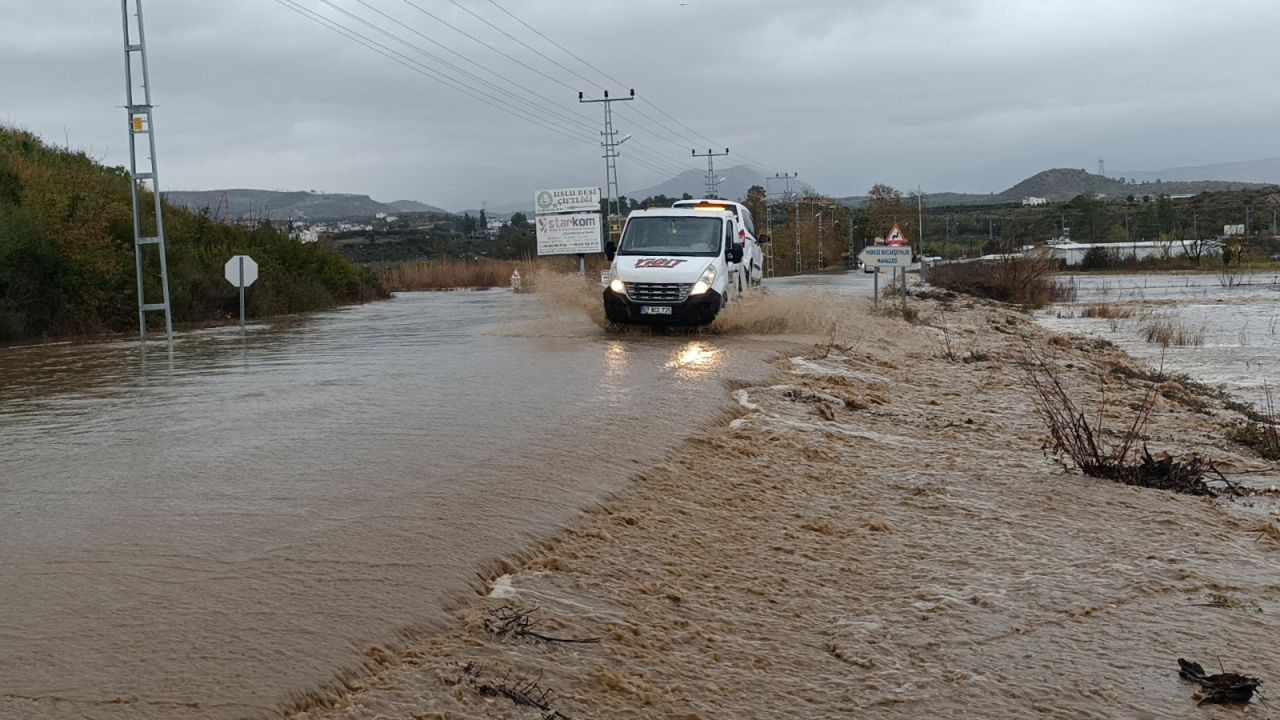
[224, 255, 258, 331]
[534, 187, 603, 276]
[859, 245, 913, 308]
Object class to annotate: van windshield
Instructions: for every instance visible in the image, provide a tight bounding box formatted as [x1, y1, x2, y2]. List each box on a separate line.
[618, 216, 722, 256]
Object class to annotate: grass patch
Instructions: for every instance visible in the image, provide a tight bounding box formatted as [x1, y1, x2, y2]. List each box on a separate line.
[928, 253, 1074, 309]
[382, 258, 520, 291]
[380, 256, 603, 292]
[1081, 303, 1136, 319]
[1224, 383, 1280, 460]
[1141, 316, 1206, 347]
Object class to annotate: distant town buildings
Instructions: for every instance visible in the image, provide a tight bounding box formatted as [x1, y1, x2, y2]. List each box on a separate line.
[1021, 196, 1048, 206]
[1043, 239, 1221, 265]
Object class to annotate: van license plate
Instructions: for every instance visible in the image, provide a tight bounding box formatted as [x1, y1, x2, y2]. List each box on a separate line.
[640, 305, 672, 315]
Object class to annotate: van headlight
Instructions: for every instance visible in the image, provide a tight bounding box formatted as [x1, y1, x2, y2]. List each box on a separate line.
[609, 278, 626, 294]
[690, 265, 717, 295]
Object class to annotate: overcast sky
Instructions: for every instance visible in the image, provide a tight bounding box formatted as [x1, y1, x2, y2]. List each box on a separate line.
[4, 0, 1278, 210]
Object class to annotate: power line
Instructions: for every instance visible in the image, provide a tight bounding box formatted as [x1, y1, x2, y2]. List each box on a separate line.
[317, 0, 602, 137]
[483, 0, 780, 173]
[397, 0, 575, 92]
[274, 1, 702, 195]
[358, 1, 692, 177]
[444, 0, 603, 91]
[271, 0, 595, 146]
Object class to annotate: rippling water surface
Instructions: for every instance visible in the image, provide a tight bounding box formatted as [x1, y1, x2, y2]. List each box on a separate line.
[0, 289, 796, 719]
[1038, 271, 1280, 408]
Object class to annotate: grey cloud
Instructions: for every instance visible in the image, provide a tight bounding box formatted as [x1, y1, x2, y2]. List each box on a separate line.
[3, 0, 1278, 211]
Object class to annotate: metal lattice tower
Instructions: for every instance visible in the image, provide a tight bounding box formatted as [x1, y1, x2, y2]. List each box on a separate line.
[693, 148, 729, 198]
[121, 0, 173, 342]
[765, 173, 796, 278]
[579, 89, 634, 240]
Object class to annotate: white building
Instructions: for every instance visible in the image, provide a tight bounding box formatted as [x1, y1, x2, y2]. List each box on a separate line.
[1044, 240, 1221, 266]
[1022, 196, 1048, 206]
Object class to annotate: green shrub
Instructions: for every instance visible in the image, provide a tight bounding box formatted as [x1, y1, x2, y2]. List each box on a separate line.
[927, 253, 1074, 309]
[0, 125, 384, 341]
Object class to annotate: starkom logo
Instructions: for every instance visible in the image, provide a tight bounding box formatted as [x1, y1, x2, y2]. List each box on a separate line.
[537, 215, 598, 231]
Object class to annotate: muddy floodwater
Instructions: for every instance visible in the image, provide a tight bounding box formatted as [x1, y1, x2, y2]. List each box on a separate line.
[0, 287, 822, 719]
[1038, 271, 1280, 408]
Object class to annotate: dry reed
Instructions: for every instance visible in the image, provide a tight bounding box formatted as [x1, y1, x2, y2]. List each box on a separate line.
[381, 257, 607, 292]
[1081, 303, 1136, 319]
[1020, 344, 1227, 496]
[1142, 316, 1206, 347]
[928, 252, 1074, 309]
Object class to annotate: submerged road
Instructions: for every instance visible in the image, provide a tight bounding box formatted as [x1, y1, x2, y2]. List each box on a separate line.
[0, 277, 864, 719]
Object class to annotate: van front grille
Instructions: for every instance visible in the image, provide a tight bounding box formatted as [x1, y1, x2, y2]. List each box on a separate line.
[628, 282, 692, 303]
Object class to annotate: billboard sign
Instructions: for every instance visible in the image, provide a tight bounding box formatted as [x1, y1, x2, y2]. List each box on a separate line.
[1223, 224, 1245, 237]
[535, 187, 601, 215]
[536, 213, 602, 255]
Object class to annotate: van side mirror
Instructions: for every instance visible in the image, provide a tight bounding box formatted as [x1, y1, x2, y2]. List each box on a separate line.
[729, 245, 744, 264]
[604, 240, 616, 260]
[757, 234, 771, 244]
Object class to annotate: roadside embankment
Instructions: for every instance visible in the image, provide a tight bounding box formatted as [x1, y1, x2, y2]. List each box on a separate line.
[287, 296, 1280, 719]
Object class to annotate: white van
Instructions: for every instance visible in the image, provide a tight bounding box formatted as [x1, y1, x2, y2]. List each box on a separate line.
[603, 207, 748, 326]
[671, 198, 768, 286]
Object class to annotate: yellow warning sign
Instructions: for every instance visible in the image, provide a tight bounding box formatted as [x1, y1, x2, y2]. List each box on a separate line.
[132, 117, 145, 133]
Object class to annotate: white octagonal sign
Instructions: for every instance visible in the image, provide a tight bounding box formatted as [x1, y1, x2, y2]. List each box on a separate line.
[225, 255, 259, 287]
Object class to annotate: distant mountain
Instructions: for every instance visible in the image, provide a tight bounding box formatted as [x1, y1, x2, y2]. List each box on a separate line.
[477, 165, 793, 218]
[388, 199, 451, 214]
[163, 189, 451, 221]
[1111, 158, 1280, 185]
[835, 168, 1272, 208]
[625, 165, 798, 204]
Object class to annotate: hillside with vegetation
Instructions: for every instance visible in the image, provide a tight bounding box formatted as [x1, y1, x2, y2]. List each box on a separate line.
[0, 126, 382, 342]
[836, 169, 1271, 208]
[164, 188, 450, 221]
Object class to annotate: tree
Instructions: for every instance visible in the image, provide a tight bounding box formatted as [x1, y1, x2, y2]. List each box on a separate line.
[1136, 204, 1159, 241]
[1155, 195, 1176, 235]
[743, 185, 766, 234]
[866, 184, 905, 241]
[1068, 194, 1107, 242]
[510, 211, 529, 228]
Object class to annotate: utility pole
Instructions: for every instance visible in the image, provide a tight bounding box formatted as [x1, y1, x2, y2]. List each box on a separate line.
[121, 0, 173, 343]
[579, 88, 634, 255]
[815, 210, 824, 270]
[692, 148, 730, 198]
[764, 172, 797, 278]
[916, 185, 923, 256]
[795, 187, 802, 274]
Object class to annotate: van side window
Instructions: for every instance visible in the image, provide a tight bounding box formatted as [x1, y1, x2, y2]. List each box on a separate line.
[725, 221, 734, 250]
[744, 209, 755, 235]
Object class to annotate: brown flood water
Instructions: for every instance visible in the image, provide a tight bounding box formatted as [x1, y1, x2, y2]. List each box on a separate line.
[0, 283, 847, 719]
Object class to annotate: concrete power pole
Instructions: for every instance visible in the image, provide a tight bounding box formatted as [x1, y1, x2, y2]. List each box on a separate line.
[692, 148, 729, 198]
[121, 0, 173, 343]
[579, 89, 634, 248]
